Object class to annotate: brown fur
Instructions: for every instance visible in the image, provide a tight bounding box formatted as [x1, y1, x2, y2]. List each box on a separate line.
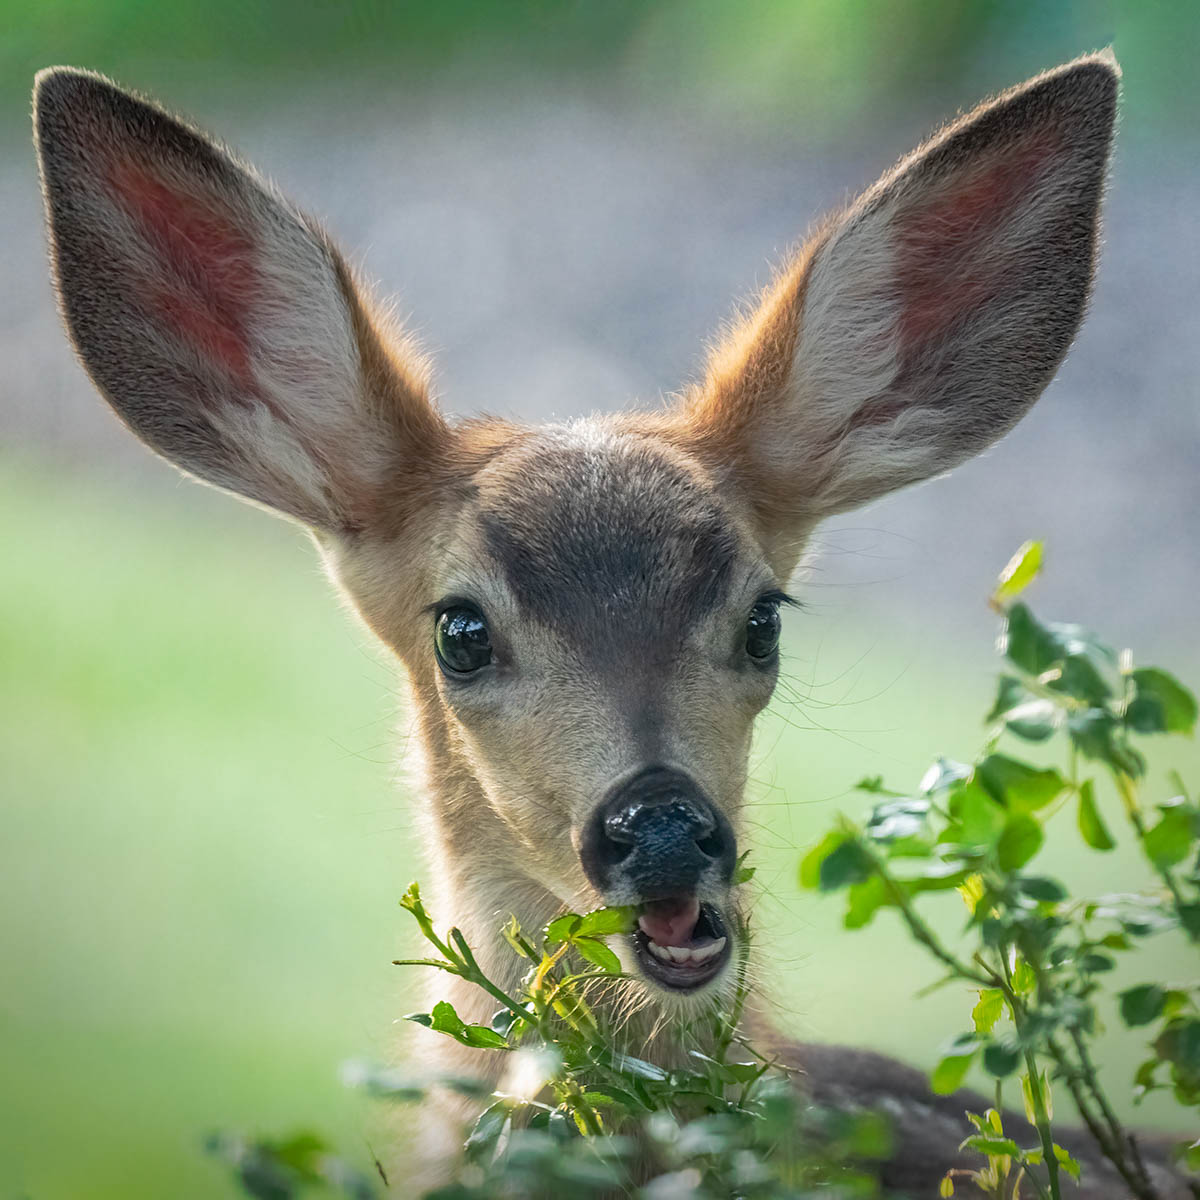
[34, 53, 1190, 1196]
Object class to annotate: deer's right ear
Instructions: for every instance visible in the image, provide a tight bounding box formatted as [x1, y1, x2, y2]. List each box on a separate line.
[34, 67, 444, 534]
[676, 53, 1119, 571]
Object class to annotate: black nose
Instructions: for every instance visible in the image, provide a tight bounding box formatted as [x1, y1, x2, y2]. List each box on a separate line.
[580, 766, 736, 898]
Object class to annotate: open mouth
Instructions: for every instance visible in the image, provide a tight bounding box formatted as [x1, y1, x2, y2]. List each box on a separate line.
[631, 896, 731, 991]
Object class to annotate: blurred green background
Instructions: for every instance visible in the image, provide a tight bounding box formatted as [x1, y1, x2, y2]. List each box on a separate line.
[3, 2, 1199, 1196]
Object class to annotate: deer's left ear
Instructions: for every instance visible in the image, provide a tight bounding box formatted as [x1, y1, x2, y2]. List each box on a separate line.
[678, 53, 1119, 567]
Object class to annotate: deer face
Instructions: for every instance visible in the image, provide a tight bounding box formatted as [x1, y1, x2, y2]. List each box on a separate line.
[338, 422, 785, 995]
[34, 58, 1118, 1001]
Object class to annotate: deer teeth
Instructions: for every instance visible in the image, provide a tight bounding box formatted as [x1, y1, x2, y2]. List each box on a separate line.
[645, 936, 728, 966]
[690, 937, 726, 963]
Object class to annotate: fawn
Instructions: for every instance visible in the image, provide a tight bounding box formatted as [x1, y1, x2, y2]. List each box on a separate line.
[35, 53, 1188, 1195]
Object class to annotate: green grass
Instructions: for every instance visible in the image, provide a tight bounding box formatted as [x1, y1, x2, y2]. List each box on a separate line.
[1, 454, 1196, 1196]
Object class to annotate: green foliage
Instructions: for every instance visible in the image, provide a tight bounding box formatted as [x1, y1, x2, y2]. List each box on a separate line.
[801, 542, 1200, 1199]
[214, 881, 888, 1198]
[208, 541, 1198, 1200]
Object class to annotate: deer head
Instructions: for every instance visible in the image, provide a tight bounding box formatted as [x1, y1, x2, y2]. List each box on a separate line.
[34, 55, 1118, 1009]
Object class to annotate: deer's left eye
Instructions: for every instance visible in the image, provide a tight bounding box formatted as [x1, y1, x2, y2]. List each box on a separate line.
[745, 597, 782, 661]
[435, 606, 493, 675]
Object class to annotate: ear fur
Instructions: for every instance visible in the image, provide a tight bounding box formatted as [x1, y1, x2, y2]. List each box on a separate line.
[679, 52, 1120, 563]
[34, 67, 444, 533]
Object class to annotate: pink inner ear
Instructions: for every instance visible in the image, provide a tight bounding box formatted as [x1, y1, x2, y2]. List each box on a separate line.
[107, 158, 260, 385]
[895, 132, 1059, 347]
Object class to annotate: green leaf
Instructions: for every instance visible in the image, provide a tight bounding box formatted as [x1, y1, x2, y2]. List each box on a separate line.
[993, 540, 1044, 604]
[1068, 710, 1146, 778]
[1003, 603, 1061, 675]
[732, 850, 757, 885]
[1119, 984, 1167, 1027]
[459, 1024, 511, 1049]
[962, 1134, 1021, 1157]
[973, 989, 1006, 1035]
[919, 758, 973, 796]
[844, 875, 890, 930]
[1004, 701, 1059, 742]
[1127, 668, 1198, 735]
[866, 796, 931, 842]
[430, 1000, 466, 1036]
[982, 1039, 1021, 1078]
[1076, 780, 1115, 851]
[818, 837, 874, 891]
[1053, 1143, 1082, 1182]
[976, 755, 1066, 812]
[930, 1054, 974, 1095]
[1049, 653, 1111, 706]
[799, 830, 847, 889]
[855, 774, 904, 796]
[610, 1052, 669, 1082]
[465, 1101, 509, 1160]
[1154, 1018, 1200, 1071]
[997, 814, 1044, 870]
[986, 675, 1027, 723]
[573, 906, 635, 938]
[1143, 803, 1196, 869]
[1017, 876, 1068, 903]
[544, 913, 582, 944]
[952, 781, 1007, 848]
[573, 936, 622, 974]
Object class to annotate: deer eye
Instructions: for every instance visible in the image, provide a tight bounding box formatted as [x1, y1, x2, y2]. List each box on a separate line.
[745, 597, 782, 661]
[435, 606, 493, 675]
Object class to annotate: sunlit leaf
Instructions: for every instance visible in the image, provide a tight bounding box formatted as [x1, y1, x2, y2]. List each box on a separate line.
[993, 540, 1043, 604]
[972, 989, 1005, 1035]
[573, 936, 622, 974]
[574, 907, 635, 938]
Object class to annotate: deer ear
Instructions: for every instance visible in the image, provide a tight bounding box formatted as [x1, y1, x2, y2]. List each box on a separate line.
[680, 53, 1119, 566]
[34, 67, 443, 534]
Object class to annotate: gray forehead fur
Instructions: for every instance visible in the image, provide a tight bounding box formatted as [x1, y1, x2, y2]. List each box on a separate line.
[478, 430, 743, 656]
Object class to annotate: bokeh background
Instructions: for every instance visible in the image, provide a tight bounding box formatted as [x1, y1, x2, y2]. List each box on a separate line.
[2, 2, 1198, 1196]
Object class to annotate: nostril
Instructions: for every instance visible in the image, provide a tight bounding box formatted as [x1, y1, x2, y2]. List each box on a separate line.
[695, 830, 723, 860]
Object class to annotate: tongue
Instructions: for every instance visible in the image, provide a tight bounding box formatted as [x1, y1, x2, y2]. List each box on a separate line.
[637, 896, 701, 948]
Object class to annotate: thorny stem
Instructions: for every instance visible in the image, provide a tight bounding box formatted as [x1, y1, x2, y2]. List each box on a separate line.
[1068, 1028, 1157, 1198]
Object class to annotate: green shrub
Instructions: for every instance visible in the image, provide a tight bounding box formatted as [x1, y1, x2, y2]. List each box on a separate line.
[211, 543, 1199, 1199]
[801, 542, 1199, 1198]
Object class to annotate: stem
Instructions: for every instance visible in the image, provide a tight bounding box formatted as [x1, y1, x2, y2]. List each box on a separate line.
[447, 928, 534, 1024]
[1068, 1028, 1157, 1198]
[996, 953, 1059, 1200]
[865, 845, 994, 987]
[1021, 1045, 1062, 1200]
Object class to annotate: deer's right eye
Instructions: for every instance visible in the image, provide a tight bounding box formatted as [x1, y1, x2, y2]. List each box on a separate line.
[435, 606, 493, 675]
